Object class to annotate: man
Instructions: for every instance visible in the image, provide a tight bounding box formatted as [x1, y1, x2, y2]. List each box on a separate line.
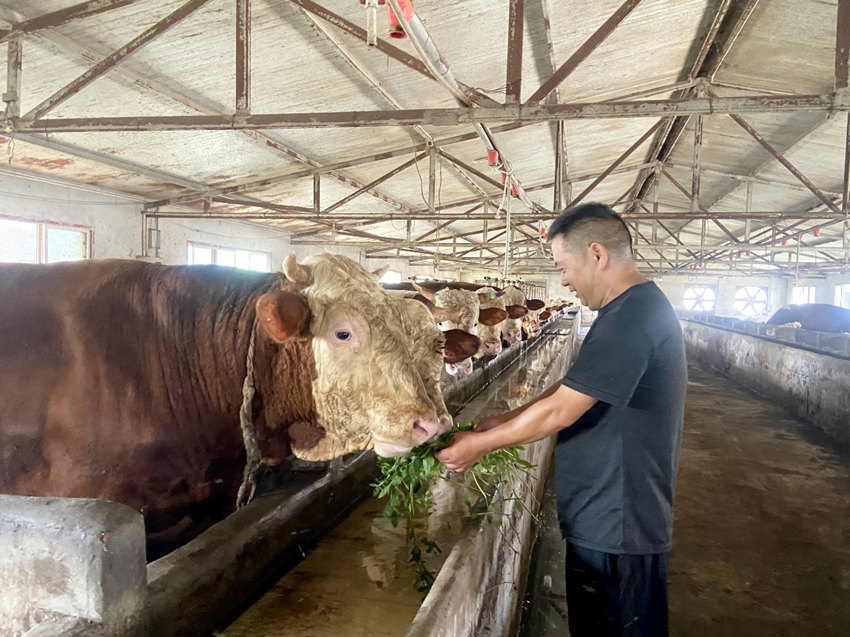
[436, 202, 686, 636]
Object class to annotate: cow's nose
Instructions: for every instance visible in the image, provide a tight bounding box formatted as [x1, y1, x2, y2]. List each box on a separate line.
[445, 362, 458, 375]
[412, 416, 444, 443]
[485, 340, 502, 355]
[458, 359, 473, 375]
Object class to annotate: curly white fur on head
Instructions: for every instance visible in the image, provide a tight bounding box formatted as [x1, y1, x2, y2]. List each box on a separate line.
[284, 253, 442, 460]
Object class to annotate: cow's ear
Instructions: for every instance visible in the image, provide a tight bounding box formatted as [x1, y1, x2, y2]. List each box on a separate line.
[282, 254, 312, 286]
[371, 265, 389, 280]
[526, 299, 545, 311]
[256, 290, 310, 343]
[505, 304, 529, 319]
[411, 281, 436, 302]
[479, 307, 509, 326]
[443, 330, 480, 364]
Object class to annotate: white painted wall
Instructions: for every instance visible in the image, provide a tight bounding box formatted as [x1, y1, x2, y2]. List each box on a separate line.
[653, 274, 790, 319]
[0, 167, 419, 277]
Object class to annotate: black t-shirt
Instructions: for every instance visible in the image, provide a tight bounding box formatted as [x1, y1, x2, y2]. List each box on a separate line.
[556, 281, 686, 554]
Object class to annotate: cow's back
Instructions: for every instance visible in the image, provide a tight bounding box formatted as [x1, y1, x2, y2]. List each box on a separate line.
[0, 260, 278, 532]
[767, 303, 850, 333]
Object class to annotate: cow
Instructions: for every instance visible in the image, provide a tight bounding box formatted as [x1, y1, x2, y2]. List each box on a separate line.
[766, 303, 850, 333]
[475, 287, 509, 357]
[0, 253, 450, 539]
[499, 285, 530, 346]
[522, 299, 547, 339]
[390, 296, 478, 427]
[433, 287, 481, 376]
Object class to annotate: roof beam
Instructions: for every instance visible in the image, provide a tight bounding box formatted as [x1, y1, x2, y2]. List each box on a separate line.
[567, 118, 663, 207]
[3, 35, 21, 120]
[0, 0, 136, 43]
[626, 0, 747, 213]
[836, 0, 850, 90]
[505, 0, 524, 104]
[18, 93, 848, 133]
[286, 0, 497, 107]
[29, 27, 424, 217]
[147, 209, 845, 222]
[525, 0, 643, 104]
[235, 0, 250, 114]
[729, 113, 842, 214]
[22, 0, 213, 120]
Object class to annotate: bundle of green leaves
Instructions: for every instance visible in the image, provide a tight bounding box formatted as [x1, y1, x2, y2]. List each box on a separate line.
[372, 422, 536, 592]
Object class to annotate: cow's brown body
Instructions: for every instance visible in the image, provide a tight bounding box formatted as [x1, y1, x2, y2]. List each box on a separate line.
[0, 260, 315, 535]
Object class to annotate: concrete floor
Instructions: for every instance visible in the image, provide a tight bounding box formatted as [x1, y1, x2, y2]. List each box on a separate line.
[526, 361, 850, 636]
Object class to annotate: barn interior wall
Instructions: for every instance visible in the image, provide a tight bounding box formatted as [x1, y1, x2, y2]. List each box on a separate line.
[654, 275, 790, 319]
[0, 168, 417, 276]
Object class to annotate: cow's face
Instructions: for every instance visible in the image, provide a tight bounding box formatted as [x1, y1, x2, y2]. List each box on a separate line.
[391, 298, 453, 440]
[475, 288, 507, 357]
[258, 254, 447, 461]
[434, 288, 480, 375]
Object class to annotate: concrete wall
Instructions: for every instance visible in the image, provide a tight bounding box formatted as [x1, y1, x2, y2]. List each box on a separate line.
[681, 320, 850, 444]
[0, 496, 145, 637]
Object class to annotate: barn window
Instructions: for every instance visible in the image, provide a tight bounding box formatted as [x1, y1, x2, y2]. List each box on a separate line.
[682, 286, 716, 312]
[835, 284, 850, 309]
[0, 217, 90, 264]
[187, 241, 270, 272]
[734, 286, 768, 318]
[378, 270, 402, 284]
[791, 285, 816, 304]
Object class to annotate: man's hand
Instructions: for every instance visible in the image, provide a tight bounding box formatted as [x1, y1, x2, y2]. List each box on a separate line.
[435, 431, 488, 473]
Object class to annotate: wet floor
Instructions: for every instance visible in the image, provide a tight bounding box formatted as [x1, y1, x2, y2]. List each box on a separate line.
[527, 361, 850, 636]
[221, 327, 576, 637]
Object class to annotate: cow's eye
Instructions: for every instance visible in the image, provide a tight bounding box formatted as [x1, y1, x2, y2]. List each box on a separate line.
[335, 330, 351, 341]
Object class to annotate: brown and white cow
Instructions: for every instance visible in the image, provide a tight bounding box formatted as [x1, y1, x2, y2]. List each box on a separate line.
[0, 253, 447, 536]
[522, 299, 547, 339]
[433, 287, 481, 375]
[475, 287, 509, 357]
[499, 285, 530, 346]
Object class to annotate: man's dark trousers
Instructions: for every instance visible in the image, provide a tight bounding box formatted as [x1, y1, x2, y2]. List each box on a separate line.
[565, 541, 669, 636]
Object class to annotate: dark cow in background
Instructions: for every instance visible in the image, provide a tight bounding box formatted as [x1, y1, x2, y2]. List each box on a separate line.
[0, 253, 450, 541]
[766, 303, 850, 333]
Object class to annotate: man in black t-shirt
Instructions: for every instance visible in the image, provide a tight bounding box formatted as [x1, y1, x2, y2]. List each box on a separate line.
[437, 202, 686, 636]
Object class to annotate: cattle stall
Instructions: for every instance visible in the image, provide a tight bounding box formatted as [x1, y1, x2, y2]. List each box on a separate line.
[1, 316, 576, 637]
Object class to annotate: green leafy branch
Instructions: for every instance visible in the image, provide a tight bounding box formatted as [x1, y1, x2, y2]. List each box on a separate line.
[372, 422, 537, 593]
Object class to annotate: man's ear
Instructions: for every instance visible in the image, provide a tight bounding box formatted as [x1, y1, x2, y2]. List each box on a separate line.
[589, 242, 607, 267]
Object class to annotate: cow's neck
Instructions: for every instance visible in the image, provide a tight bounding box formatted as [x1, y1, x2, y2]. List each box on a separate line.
[251, 332, 318, 464]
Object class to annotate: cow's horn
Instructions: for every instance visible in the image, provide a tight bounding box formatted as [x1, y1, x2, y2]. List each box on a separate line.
[283, 254, 312, 286]
[371, 265, 390, 280]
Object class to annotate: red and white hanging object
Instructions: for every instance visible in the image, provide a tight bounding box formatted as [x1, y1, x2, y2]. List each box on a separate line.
[814, 228, 821, 237]
[388, 0, 414, 39]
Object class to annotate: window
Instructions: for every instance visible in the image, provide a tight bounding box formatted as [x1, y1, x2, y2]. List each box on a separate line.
[0, 217, 90, 264]
[682, 286, 716, 312]
[378, 270, 402, 284]
[187, 242, 270, 272]
[836, 284, 850, 310]
[734, 286, 768, 318]
[791, 285, 816, 305]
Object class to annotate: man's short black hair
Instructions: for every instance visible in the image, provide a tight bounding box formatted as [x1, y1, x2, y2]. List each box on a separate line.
[548, 202, 633, 259]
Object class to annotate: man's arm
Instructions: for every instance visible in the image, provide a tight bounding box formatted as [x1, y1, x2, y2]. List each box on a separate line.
[475, 380, 563, 431]
[436, 384, 596, 472]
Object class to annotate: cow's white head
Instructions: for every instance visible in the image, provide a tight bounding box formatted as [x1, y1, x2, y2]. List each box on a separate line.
[475, 287, 508, 357]
[255, 253, 449, 460]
